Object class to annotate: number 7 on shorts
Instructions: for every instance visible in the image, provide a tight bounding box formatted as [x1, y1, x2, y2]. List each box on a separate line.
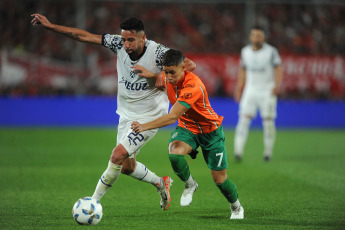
[216, 152, 223, 167]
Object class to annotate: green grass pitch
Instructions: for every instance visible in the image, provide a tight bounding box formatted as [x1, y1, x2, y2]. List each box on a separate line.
[0, 128, 344, 229]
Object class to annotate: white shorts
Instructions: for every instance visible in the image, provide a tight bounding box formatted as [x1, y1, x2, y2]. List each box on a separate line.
[117, 117, 158, 158]
[239, 92, 277, 119]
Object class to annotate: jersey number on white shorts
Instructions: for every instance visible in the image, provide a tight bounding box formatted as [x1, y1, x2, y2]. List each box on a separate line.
[128, 132, 144, 146]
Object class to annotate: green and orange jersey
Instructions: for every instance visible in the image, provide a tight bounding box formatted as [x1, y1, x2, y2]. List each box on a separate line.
[163, 71, 223, 135]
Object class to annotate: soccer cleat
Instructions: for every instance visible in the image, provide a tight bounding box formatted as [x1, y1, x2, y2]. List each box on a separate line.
[235, 154, 242, 162]
[264, 156, 271, 162]
[158, 176, 173, 211]
[230, 205, 244, 219]
[180, 181, 198, 207]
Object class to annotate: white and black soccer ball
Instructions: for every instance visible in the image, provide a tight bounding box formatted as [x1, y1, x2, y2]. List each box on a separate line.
[72, 197, 103, 225]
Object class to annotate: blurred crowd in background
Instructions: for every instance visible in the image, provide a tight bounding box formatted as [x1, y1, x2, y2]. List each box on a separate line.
[0, 0, 345, 99]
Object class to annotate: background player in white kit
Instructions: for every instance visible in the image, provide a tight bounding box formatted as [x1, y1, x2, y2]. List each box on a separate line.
[31, 14, 196, 210]
[233, 26, 283, 162]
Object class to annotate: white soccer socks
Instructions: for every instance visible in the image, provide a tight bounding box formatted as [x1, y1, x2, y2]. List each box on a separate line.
[230, 199, 244, 219]
[263, 119, 276, 160]
[234, 116, 251, 157]
[129, 161, 163, 189]
[92, 161, 122, 200]
[230, 199, 241, 210]
[185, 175, 196, 188]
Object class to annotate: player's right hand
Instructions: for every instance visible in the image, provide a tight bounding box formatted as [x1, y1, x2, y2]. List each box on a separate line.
[31, 13, 52, 29]
[131, 121, 144, 133]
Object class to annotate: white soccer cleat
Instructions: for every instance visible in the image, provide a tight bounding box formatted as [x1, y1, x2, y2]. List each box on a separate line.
[158, 176, 173, 211]
[230, 205, 244, 219]
[180, 181, 198, 207]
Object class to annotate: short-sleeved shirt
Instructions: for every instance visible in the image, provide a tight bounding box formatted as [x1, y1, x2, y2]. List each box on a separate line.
[240, 43, 281, 95]
[102, 34, 169, 120]
[163, 71, 223, 135]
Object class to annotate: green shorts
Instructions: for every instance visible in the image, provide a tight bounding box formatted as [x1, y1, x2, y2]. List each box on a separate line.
[169, 125, 228, 171]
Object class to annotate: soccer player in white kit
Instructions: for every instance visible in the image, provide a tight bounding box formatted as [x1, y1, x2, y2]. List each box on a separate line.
[31, 14, 196, 210]
[234, 26, 283, 162]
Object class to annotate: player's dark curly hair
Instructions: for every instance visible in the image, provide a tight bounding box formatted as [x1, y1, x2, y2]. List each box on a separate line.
[251, 25, 265, 33]
[120, 17, 144, 32]
[162, 49, 185, 67]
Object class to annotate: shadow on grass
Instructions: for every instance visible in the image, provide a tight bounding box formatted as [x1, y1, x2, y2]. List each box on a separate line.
[198, 214, 225, 219]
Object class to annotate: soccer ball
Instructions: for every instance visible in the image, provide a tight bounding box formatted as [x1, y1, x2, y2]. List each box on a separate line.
[72, 197, 103, 225]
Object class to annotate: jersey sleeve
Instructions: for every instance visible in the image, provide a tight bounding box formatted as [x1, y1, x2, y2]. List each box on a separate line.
[272, 47, 282, 66]
[102, 34, 123, 54]
[177, 82, 202, 109]
[155, 43, 170, 71]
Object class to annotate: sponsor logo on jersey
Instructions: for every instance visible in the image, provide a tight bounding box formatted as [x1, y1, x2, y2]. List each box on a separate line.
[183, 84, 196, 88]
[248, 67, 266, 73]
[120, 77, 148, 91]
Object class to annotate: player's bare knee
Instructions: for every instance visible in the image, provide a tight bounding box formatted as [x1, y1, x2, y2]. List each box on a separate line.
[110, 145, 128, 165]
[211, 170, 228, 184]
[169, 141, 190, 156]
[169, 147, 186, 155]
[110, 152, 122, 165]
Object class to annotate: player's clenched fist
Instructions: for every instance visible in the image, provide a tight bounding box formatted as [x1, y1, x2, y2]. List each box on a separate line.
[31, 13, 52, 29]
[131, 121, 144, 133]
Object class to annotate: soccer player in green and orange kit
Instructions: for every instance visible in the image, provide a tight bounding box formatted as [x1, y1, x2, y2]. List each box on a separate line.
[131, 49, 244, 219]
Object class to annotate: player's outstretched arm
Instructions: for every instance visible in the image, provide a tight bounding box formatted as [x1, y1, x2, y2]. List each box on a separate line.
[131, 102, 188, 133]
[31, 13, 102, 45]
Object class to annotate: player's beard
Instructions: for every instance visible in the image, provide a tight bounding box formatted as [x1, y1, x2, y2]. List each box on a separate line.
[253, 41, 263, 50]
[127, 46, 142, 61]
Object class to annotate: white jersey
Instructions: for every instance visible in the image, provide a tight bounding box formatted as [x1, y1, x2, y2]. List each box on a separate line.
[240, 43, 281, 95]
[102, 34, 169, 120]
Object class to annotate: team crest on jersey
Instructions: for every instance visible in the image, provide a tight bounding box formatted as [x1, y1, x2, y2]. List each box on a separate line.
[130, 70, 142, 79]
[130, 71, 136, 79]
[182, 93, 192, 99]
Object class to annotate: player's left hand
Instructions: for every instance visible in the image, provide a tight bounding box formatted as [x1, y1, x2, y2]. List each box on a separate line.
[131, 65, 155, 78]
[31, 13, 53, 29]
[131, 121, 143, 133]
[131, 65, 165, 91]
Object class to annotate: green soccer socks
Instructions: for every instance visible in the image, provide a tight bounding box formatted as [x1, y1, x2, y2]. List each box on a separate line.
[169, 154, 190, 182]
[216, 179, 238, 203]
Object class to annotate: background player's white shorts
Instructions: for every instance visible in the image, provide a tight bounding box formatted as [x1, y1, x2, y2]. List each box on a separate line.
[239, 92, 277, 119]
[117, 117, 158, 158]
